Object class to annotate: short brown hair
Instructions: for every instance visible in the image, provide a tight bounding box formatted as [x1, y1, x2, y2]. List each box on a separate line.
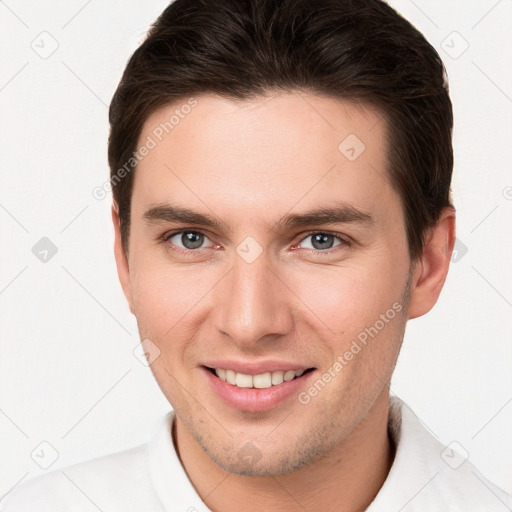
[108, 0, 453, 261]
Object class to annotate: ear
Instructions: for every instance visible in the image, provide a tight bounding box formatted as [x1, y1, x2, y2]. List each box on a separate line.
[407, 207, 456, 320]
[112, 203, 135, 315]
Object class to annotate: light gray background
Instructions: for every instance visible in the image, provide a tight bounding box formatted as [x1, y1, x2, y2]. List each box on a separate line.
[1, 0, 511, 500]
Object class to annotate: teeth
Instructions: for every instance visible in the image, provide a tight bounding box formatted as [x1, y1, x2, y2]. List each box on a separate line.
[214, 368, 307, 388]
[253, 372, 272, 389]
[225, 369, 236, 385]
[235, 373, 253, 388]
[271, 371, 284, 385]
[283, 370, 296, 381]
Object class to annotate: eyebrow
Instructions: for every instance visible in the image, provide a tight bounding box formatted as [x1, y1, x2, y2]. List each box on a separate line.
[144, 204, 231, 231]
[143, 202, 374, 233]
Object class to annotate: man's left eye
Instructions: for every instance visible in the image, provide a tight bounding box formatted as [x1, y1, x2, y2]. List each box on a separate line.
[297, 233, 346, 251]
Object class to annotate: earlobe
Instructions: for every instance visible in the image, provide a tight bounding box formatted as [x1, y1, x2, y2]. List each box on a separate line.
[112, 204, 135, 315]
[407, 207, 456, 320]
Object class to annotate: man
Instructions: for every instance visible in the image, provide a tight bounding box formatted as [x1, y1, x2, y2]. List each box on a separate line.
[2, 0, 510, 510]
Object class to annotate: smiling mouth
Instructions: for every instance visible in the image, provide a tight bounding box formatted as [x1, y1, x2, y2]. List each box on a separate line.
[204, 366, 316, 389]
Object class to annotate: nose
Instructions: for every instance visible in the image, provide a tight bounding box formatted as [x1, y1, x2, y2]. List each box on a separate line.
[213, 251, 294, 348]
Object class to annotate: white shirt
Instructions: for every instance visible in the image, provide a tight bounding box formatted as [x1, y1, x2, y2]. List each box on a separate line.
[1, 396, 510, 511]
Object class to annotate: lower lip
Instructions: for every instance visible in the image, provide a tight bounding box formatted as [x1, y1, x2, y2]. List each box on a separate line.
[202, 367, 315, 413]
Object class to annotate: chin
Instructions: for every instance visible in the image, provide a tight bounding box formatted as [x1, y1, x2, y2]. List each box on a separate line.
[207, 451, 307, 477]
[198, 432, 328, 477]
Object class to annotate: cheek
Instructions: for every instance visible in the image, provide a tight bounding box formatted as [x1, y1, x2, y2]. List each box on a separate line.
[291, 258, 405, 340]
[129, 255, 211, 344]
[130, 264, 213, 392]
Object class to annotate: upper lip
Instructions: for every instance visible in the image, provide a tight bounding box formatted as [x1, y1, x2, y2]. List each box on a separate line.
[202, 360, 315, 375]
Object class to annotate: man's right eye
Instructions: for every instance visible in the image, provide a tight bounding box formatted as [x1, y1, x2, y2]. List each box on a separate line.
[163, 230, 215, 251]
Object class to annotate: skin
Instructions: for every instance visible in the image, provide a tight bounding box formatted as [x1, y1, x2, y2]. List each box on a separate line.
[112, 92, 455, 512]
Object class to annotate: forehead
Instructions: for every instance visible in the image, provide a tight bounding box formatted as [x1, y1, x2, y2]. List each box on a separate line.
[132, 92, 397, 228]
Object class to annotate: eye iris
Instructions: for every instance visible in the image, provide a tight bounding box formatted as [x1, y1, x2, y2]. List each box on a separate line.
[182, 232, 204, 249]
[312, 233, 334, 250]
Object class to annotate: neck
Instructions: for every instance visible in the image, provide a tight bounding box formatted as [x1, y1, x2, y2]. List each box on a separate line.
[174, 390, 395, 512]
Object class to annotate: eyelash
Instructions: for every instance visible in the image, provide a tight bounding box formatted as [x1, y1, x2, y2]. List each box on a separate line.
[160, 229, 352, 257]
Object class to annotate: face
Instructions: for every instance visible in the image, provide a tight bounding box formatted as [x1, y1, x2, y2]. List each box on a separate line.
[115, 92, 417, 476]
